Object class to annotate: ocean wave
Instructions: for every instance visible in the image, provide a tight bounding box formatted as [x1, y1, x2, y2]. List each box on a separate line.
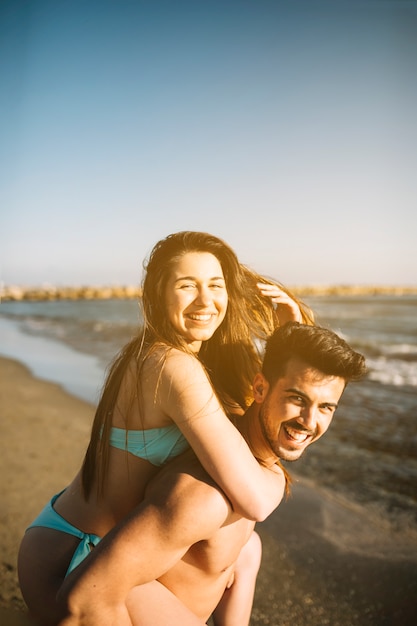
[8, 314, 136, 366]
[382, 343, 417, 361]
[366, 356, 417, 387]
[350, 337, 417, 360]
[21, 322, 417, 388]
[3, 299, 417, 389]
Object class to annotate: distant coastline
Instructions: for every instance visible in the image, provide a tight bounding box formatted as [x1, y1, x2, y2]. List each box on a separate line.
[1, 283, 417, 302]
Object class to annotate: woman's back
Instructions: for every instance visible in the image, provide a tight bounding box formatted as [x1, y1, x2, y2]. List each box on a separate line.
[54, 347, 191, 536]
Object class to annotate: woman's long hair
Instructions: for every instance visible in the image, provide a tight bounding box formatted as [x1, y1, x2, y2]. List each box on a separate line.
[81, 231, 314, 498]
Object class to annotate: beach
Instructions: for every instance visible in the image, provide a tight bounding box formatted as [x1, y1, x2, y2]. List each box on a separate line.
[0, 357, 93, 624]
[1, 355, 417, 625]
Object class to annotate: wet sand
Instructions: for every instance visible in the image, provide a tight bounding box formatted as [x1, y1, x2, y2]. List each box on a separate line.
[1, 355, 416, 625]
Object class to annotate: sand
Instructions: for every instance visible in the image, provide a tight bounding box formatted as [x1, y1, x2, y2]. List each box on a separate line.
[1, 355, 416, 626]
[0, 357, 93, 624]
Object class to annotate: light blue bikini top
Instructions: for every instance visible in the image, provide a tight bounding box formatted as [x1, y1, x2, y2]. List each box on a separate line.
[109, 424, 189, 466]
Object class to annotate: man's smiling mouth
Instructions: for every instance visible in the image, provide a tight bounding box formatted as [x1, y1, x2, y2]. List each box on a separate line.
[283, 425, 313, 444]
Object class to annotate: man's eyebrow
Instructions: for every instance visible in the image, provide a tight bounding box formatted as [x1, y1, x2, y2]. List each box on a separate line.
[284, 387, 309, 398]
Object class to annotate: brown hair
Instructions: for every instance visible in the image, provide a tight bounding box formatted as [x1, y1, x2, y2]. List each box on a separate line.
[82, 232, 314, 498]
[262, 322, 367, 385]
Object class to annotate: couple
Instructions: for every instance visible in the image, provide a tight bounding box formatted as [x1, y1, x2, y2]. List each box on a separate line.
[18, 232, 366, 625]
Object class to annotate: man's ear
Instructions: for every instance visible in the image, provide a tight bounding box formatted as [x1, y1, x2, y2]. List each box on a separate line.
[253, 373, 269, 402]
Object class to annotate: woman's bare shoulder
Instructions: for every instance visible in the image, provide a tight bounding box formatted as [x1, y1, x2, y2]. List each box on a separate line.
[144, 345, 204, 375]
[138, 346, 209, 405]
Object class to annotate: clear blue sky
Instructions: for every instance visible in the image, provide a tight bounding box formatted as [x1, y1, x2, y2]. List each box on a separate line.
[1, 0, 416, 287]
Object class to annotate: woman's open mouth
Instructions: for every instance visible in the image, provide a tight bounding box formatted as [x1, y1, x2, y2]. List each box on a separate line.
[187, 313, 214, 322]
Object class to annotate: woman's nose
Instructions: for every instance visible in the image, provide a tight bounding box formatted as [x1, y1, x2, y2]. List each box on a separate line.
[195, 287, 212, 305]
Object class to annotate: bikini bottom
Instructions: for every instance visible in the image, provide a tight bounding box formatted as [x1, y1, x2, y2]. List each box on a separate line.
[27, 490, 101, 576]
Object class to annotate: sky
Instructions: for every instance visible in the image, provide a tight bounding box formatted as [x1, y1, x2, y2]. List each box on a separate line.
[1, 0, 416, 288]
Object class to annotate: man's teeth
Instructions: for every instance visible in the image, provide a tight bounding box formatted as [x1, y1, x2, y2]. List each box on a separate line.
[284, 426, 309, 443]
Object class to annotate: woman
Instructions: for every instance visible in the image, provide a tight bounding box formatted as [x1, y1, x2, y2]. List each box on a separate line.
[18, 231, 314, 625]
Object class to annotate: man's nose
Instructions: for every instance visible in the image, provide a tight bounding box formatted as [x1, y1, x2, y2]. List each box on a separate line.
[300, 406, 317, 431]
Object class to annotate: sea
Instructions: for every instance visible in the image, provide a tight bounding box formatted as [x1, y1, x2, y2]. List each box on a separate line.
[1, 294, 416, 530]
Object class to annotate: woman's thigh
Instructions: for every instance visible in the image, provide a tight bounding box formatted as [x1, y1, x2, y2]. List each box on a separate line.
[127, 580, 207, 626]
[18, 527, 79, 626]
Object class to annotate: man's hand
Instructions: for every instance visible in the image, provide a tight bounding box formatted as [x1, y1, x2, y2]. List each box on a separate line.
[58, 602, 132, 626]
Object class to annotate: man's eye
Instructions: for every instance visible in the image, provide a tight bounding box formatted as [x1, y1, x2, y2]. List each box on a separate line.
[289, 395, 304, 404]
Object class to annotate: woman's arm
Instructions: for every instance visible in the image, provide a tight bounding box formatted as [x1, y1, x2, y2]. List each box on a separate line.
[158, 350, 286, 521]
[257, 282, 305, 325]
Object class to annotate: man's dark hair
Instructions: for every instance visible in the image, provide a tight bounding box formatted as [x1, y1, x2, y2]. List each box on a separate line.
[262, 322, 367, 385]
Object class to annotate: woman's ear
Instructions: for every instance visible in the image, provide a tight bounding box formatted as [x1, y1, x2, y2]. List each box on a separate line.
[253, 373, 269, 402]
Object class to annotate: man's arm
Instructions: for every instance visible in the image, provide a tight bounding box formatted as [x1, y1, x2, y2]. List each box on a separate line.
[57, 459, 232, 625]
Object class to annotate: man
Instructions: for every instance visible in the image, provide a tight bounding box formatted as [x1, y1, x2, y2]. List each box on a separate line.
[58, 322, 366, 626]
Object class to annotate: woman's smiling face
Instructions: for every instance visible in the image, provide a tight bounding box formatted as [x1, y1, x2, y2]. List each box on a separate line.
[165, 251, 228, 352]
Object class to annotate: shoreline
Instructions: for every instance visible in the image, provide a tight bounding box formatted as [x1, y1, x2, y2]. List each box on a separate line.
[1, 354, 417, 624]
[1, 284, 417, 302]
[0, 316, 105, 404]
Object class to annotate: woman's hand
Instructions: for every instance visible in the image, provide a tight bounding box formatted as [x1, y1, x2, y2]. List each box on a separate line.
[257, 282, 302, 325]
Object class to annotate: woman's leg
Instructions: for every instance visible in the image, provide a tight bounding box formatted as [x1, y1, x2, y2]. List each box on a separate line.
[18, 527, 79, 626]
[210, 531, 262, 626]
[127, 581, 206, 626]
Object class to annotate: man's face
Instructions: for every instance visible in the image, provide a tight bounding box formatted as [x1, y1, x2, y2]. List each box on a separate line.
[257, 358, 345, 462]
